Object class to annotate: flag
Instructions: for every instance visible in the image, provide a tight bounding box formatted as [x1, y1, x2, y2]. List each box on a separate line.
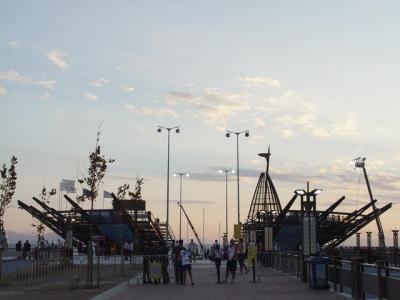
[103, 191, 113, 198]
[60, 179, 76, 193]
[82, 188, 94, 198]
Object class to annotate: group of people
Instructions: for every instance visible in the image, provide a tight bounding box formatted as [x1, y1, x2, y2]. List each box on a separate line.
[172, 239, 195, 285]
[211, 238, 250, 284]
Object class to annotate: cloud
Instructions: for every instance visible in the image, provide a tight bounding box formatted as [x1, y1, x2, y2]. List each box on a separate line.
[90, 78, 110, 87]
[330, 117, 357, 137]
[8, 41, 19, 48]
[241, 76, 281, 88]
[47, 50, 69, 71]
[120, 85, 135, 92]
[124, 104, 178, 118]
[165, 91, 192, 106]
[84, 93, 98, 101]
[190, 88, 250, 129]
[281, 129, 294, 138]
[37, 80, 56, 89]
[0, 85, 7, 96]
[254, 118, 266, 128]
[0, 70, 30, 82]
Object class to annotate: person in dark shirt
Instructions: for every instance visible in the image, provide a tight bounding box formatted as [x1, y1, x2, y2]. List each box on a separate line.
[142, 241, 153, 284]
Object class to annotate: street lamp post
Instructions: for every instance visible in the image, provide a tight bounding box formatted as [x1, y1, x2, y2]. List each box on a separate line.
[294, 182, 322, 282]
[157, 125, 180, 238]
[225, 130, 249, 224]
[219, 169, 235, 237]
[173, 172, 190, 240]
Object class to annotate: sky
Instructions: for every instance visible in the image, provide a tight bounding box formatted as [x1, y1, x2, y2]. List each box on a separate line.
[1, 1, 400, 246]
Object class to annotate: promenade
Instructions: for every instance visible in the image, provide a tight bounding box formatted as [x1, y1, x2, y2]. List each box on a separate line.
[97, 261, 346, 300]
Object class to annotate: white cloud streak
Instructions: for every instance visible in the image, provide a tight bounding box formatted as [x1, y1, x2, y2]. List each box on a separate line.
[124, 104, 178, 118]
[120, 85, 135, 92]
[0, 85, 7, 96]
[47, 50, 70, 71]
[85, 93, 98, 101]
[90, 78, 110, 87]
[241, 76, 281, 88]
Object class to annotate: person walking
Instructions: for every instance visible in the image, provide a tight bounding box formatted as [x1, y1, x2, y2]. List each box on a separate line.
[15, 240, 22, 258]
[188, 239, 197, 262]
[172, 240, 183, 284]
[212, 240, 222, 283]
[179, 244, 194, 285]
[238, 238, 249, 274]
[222, 239, 237, 284]
[23, 240, 31, 260]
[142, 241, 153, 284]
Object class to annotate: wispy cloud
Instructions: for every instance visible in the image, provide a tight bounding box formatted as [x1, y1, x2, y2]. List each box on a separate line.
[0, 85, 7, 96]
[241, 76, 281, 88]
[124, 104, 178, 118]
[120, 85, 135, 92]
[0, 70, 30, 82]
[8, 41, 19, 48]
[281, 129, 294, 138]
[47, 50, 69, 71]
[90, 78, 110, 87]
[84, 93, 98, 101]
[37, 80, 56, 89]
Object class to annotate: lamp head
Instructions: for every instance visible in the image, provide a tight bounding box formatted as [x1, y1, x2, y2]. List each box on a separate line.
[225, 132, 230, 138]
[173, 173, 177, 177]
[219, 170, 223, 174]
[294, 189, 306, 196]
[231, 169, 235, 174]
[310, 189, 323, 195]
[185, 173, 190, 177]
[157, 128, 162, 133]
[175, 128, 180, 133]
[245, 131, 250, 137]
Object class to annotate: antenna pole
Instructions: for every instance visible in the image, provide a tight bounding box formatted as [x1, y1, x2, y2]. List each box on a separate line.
[362, 166, 386, 248]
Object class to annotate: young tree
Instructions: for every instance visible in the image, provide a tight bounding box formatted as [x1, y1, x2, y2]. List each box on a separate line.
[0, 156, 18, 247]
[32, 186, 56, 244]
[0, 156, 18, 221]
[77, 129, 114, 287]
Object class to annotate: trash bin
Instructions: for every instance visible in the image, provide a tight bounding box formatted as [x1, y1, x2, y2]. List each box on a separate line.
[306, 256, 329, 290]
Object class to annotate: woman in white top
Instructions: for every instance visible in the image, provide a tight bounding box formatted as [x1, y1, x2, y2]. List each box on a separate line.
[212, 240, 222, 283]
[180, 247, 195, 285]
[223, 239, 238, 284]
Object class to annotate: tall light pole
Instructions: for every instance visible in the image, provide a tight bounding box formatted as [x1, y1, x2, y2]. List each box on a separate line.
[157, 125, 180, 238]
[225, 130, 249, 224]
[173, 172, 190, 240]
[219, 169, 235, 237]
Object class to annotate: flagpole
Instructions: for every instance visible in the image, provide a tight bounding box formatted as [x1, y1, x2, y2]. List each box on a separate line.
[103, 193, 104, 209]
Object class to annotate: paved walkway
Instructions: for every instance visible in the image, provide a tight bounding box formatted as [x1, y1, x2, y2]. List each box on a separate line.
[100, 261, 347, 300]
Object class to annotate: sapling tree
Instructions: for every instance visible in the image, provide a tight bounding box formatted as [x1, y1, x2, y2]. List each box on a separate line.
[76, 129, 114, 287]
[32, 186, 56, 244]
[0, 156, 18, 247]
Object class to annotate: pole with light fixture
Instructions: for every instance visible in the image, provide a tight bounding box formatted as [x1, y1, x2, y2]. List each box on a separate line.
[157, 125, 180, 239]
[174, 172, 190, 241]
[294, 181, 322, 282]
[225, 130, 249, 225]
[219, 169, 235, 238]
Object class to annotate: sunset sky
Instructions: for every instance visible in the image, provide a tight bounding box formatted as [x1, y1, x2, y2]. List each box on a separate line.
[1, 1, 399, 245]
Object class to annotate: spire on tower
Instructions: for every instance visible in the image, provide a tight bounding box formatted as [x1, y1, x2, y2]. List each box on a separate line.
[258, 145, 271, 174]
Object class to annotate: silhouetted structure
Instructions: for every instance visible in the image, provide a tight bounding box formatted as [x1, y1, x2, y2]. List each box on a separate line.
[243, 148, 392, 251]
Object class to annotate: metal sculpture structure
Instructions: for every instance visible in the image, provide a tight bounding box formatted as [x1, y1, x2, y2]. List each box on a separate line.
[18, 193, 175, 253]
[243, 148, 392, 251]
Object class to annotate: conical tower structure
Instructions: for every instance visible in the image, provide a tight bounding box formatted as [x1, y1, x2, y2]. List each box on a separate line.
[247, 146, 282, 220]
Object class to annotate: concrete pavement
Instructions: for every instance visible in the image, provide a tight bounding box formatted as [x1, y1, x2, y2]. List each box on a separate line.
[99, 261, 347, 300]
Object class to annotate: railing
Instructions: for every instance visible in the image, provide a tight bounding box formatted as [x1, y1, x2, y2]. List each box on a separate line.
[256, 251, 400, 299]
[0, 253, 174, 289]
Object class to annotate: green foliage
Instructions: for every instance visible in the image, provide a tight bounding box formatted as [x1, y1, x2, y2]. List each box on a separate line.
[32, 185, 56, 243]
[77, 136, 114, 204]
[116, 177, 144, 201]
[0, 156, 18, 219]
